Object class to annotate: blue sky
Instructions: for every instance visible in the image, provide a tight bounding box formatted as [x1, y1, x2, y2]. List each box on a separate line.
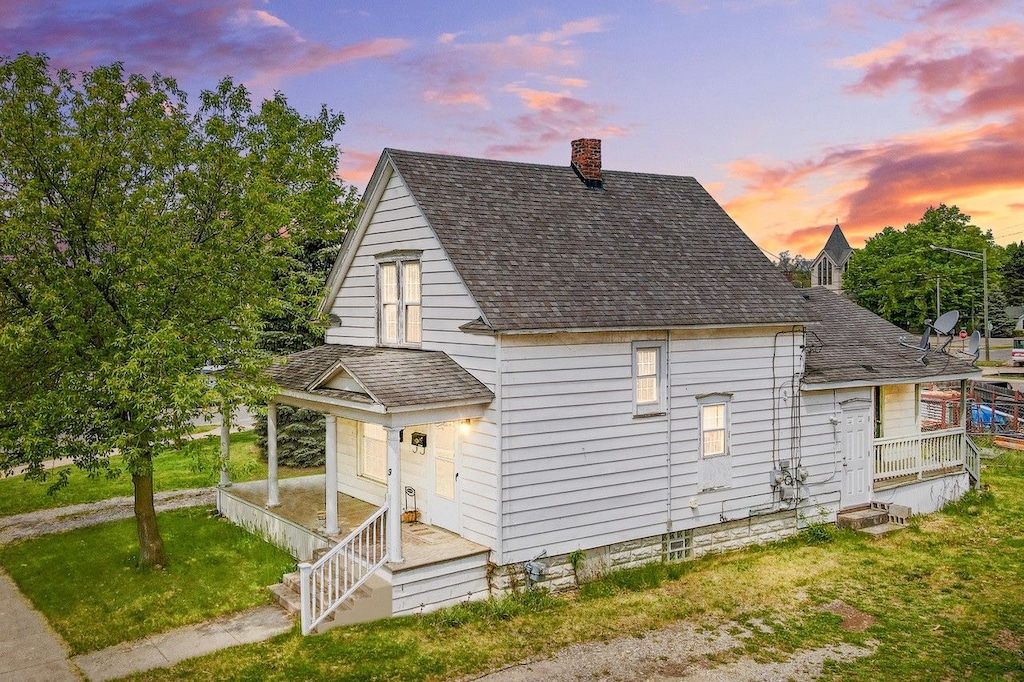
[3, 0, 1022, 256]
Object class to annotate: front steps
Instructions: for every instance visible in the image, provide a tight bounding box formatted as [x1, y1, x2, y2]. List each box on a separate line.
[269, 569, 393, 633]
[837, 502, 912, 536]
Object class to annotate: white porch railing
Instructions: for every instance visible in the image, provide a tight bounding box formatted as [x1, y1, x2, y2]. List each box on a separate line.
[965, 436, 981, 489]
[874, 428, 965, 483]
[298, 504, 388, 635]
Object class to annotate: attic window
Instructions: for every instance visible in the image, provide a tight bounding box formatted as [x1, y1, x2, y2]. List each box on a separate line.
[377, 253, 421, 347]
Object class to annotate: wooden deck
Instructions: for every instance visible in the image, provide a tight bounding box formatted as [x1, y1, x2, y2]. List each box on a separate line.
[225, 475, 489, 573]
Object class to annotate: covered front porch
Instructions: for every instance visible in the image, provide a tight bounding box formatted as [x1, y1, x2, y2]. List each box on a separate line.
[218, 474, 489, 569]
[238, 343, 495, 632]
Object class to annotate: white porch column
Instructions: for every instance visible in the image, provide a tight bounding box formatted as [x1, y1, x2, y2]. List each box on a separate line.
[218, 403, 231, 487]
[266, 402, 280, 508]
[324, 414, 339, 535]
[385, 425, 403, 563]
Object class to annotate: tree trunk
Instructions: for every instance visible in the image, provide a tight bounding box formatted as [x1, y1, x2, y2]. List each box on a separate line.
[132, 452, 167, 568]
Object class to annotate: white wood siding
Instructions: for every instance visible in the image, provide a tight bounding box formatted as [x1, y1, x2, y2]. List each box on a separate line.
[389, 552, 491, 616]
[797, 388, 872, 519]
[498, 328, 806, 565]
[667, 329, 804, 530]
[881, 384, 919, 439]
[323, 168, 500, 551]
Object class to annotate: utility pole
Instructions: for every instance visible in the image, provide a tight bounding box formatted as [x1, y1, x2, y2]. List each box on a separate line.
[930, 245, 990, 361]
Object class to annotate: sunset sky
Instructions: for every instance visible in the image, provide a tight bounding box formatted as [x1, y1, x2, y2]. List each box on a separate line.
[3, 0, 1023, 257]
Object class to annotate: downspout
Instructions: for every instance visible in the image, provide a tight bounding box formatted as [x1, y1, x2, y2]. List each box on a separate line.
[494, 334, 504, 564]
[665, 330, 673, 532]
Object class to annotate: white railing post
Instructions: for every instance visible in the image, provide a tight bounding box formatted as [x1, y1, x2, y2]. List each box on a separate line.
[385, 426, 403, 564]
[324, 415, 339, 535]
[298, 561, 313, 635]
[267, 402, 280, 508]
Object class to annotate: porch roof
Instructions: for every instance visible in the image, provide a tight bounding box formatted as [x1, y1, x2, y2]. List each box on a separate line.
[802, 288, 980, 388]
[266, 344, 494, 410]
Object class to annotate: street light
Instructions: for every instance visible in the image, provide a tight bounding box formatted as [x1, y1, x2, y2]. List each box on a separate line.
[930, 245, 989, 361]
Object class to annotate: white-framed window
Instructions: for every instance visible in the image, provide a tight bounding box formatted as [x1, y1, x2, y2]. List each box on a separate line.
[700, 402, 728, 457]
[633, 341, 667, 416]
[377, 252, 422, 346]
[359, 423, 387, 483]
[697, 393, 732, 490]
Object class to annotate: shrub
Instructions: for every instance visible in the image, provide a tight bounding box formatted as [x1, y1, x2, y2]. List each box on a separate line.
[253, 405, 326, 468]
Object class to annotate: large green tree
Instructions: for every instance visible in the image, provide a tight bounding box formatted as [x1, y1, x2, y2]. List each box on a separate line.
[1000, 241, 1024, 307]
[844, 205, 1005, 332]
[0, 54, 350, 567]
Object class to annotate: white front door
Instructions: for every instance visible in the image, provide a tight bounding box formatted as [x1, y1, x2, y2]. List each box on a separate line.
[841, 403, 872, 509]
[430, 422, 460, 532]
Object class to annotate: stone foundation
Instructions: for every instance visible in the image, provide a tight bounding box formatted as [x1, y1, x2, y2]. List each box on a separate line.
[489, 510, 800, 595]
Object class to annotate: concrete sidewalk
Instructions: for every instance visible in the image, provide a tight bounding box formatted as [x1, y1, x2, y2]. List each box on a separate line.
[72, 605, 293, 681]
[0, 568, 77, 682]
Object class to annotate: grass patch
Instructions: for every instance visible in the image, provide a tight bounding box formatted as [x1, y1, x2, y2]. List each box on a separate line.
[80, 450, 1024, 680]
[0, 431, 322, 517]
[0, 506, 295, 654]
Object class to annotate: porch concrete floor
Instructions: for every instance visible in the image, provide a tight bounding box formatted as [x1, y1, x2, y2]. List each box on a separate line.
[226, 475, 489, 572]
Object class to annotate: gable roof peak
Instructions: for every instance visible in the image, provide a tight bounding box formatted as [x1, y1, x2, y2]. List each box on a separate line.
[821, 223, 853, 264]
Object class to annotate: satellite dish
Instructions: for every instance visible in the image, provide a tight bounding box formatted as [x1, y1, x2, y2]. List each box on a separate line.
[932, 310, 960, 336]
[901, 311, 961, 364]
[955, 330, 982, 361]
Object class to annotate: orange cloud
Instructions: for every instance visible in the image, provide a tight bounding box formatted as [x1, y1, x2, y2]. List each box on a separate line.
[730, 11, 1024, 256]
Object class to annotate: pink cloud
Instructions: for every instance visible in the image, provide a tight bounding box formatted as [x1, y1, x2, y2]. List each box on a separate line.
[0, 0, 410, 87]
[408, 16, 606, 111]
[337, 148, 382, 188]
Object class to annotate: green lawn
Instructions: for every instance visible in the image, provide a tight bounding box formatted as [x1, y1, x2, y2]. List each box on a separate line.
[0, 506, 296, 654]
[0, 431, 322, 517]
[120, 449, 1024, 682]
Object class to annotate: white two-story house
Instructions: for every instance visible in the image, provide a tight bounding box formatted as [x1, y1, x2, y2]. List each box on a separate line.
[217, 140, 979, 632]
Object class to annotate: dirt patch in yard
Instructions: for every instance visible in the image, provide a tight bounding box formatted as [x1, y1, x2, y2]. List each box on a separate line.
[463, 621, 875, 681]
[820, 600, 877, 632]
[993, 629, 1022, 653]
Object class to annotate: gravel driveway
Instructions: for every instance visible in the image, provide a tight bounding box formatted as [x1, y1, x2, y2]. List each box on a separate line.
[0, 488, 216, 545]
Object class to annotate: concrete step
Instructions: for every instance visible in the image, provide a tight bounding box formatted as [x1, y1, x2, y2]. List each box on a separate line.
[859, 522, 904, 537]
[269, 572, 390, 631]
[836, 508, 889, 530]
[269, 582, 302, 615]
[317, 573, 392, 633]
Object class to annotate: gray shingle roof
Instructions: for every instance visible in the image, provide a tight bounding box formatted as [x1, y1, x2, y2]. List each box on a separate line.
[267, 345, 494, 409]
[802, 289, 978, 385]
[385, 149, 814, 332]
[820, 224, 853, 265]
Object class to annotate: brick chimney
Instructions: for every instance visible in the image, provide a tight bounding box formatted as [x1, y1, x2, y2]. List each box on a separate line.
[571, 138, 602, 188]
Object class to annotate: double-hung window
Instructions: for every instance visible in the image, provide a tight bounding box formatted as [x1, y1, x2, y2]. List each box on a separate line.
[633, 341, 667, 416]
[377, 252, 422, 346]
[700, 403, 728, 457]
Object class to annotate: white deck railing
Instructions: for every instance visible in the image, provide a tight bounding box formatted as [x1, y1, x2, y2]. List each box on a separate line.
[965, 436, 981, 489]
[874, 428, 965, 483]
[298, 504, 388, 635]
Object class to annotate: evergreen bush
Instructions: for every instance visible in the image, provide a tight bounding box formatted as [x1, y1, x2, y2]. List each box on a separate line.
[254, 405, 326, 468]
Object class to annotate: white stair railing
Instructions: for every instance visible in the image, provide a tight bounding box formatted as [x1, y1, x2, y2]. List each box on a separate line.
[298, 504, 388, 635]
[965, 436, 982, 489]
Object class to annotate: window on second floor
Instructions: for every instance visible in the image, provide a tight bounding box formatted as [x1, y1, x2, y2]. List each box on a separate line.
[377, 254, 421, 346]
